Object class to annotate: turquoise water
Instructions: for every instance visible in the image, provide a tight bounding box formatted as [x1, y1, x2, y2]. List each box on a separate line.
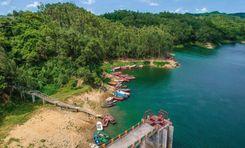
[107, 44, 245, 148]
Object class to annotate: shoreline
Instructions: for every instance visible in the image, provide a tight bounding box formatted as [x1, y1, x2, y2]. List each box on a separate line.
[2, 58, 179, 147]
[106, 58, 180, 70]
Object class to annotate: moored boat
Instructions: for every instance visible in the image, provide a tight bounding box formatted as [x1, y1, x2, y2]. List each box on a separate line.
[117, 90, 130, 96]
[101, 101, 116, 108]
[113, 91, 128, 98]
[112, 97, 125, 101]
[93, 131, 110, 145]
[118, 88, 130, 92]
[108, 81, 118, 86]
[112, 67, 121, 72]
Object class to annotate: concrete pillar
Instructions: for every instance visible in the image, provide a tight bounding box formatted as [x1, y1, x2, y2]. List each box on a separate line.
[157, 130, 161, 147]
[167, 126, 174, 148]
[32, 95, 35, 103]
[42, 98, 45, 105]
[162, 128, 168, 148]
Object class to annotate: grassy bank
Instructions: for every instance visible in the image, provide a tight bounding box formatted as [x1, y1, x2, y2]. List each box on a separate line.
[0, 102, 43, 143]
[50, 85, 92, 101]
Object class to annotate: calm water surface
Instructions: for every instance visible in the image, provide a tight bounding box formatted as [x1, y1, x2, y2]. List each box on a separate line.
[107, 44, 245, 148]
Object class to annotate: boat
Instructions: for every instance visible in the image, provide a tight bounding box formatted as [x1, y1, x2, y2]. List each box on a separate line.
[120, 66, 130, 70]
[112, 67, 121, 71]
[93, 131, 110, 145]
[113, 91, 128, 98]
[108, 81, 118, 86]
[102, 114, 116, 127]
[101, 101, 116, 108]
[118, 88, 130, 92]
[121, 84, 128, 88]
[125, 76, 135, 80]
[102, 114, 116, 125]
[106, 97, 117, 103]
[112, 72, 122, 76]
[112, 97, 125, 101]
[129, 65, 136, 69]
[117, 90, 130, 96]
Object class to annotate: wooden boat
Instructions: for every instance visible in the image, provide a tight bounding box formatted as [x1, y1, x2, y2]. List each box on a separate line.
[112, 67, 121, 71]
[106, 97, 117, 103]
[125, 76, 135, 80]
[113, 97, 125, 101]
[101, 101, 115, 108]
[112, 72, 122, 76]
[120, 66, 130, 70]
[108, 81, 118, 86]
[118, 88, 130, 92]
[121, 84, 128, 88]
[102, 114, 116, 127]
[129, 65, 136, 69]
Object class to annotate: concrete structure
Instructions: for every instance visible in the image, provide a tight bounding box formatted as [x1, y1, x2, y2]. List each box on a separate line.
[104, 110, 174, 148]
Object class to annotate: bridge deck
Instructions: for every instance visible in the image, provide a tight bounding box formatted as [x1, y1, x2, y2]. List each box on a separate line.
[107, 123, 155, 148]
[27, 91, 102, 118]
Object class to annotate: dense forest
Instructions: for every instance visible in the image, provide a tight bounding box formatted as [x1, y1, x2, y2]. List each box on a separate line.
[0, 3, 244, 104]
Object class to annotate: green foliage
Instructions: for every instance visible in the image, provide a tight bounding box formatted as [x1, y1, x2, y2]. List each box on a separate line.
[153, 61, 169, 67]
[103, 10, 245, 44]
[50, 85, 91, 101]
[41, 84, 59, 95]
[0, 3, 244, 103]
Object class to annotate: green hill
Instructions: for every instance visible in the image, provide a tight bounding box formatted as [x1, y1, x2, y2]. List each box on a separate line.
[0, 3, 245, 104]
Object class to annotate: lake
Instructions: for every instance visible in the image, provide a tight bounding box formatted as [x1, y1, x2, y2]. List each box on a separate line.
[107, 44, 245, 148]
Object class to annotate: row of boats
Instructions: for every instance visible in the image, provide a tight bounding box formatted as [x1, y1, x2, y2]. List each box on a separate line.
[102, 71, 136, 108]
[94, 65, 138, 145]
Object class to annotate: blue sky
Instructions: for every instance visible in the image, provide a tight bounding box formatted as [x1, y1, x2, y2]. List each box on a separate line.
[0, 0, 244, 15]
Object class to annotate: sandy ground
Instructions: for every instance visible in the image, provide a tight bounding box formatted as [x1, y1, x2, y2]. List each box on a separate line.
[2, 90, 110, 148]
[116, 58, 179, 69]
[205, 42, 215, 49]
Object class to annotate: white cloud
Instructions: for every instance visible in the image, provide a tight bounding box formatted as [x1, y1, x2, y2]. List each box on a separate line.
[174, 8, 181, 13]
[81, 0, 95, 5]
[173, 8, 189, 14]
[142, 0, 159, 7]
[26, 1, 41, 8]
[196, 7, 208, 13]
[1, 0, 12, 6]
[149, 2, 159, 6]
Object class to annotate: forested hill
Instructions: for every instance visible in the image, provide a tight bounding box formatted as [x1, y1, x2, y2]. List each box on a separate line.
[0, 3, 244, 103]
[0, 3, 175, 103]
[102, 10, 245, 44]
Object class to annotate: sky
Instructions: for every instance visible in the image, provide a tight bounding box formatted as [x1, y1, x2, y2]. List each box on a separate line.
[0, 0, 245, 15]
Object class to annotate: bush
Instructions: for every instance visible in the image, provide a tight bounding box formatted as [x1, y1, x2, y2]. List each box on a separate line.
[143, 61, 150, 65]
[41, 84, 59, 95]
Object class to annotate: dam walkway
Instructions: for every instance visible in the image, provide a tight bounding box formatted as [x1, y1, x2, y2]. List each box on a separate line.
[103, 110, 174, 148]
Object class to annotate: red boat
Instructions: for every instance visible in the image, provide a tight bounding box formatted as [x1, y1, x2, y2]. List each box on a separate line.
[102, 114, 116, 127]
[112, 97, 125, 101]
[112, 72, 122, 76]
